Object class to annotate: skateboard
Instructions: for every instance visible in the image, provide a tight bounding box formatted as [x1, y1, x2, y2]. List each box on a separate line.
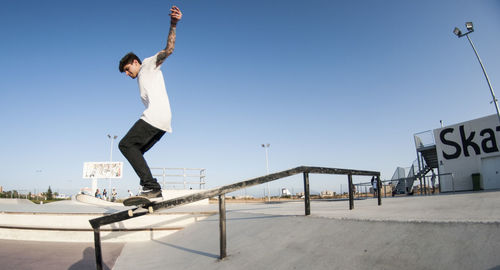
[123, 196, 161, 217]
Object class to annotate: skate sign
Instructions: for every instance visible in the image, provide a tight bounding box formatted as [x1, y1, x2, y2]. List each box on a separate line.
[83, 162, 123, 179]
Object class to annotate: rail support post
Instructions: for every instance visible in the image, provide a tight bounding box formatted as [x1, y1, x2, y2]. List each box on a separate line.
[93, 227, 103, 270]
[218, 194, 227, 259]
[376, 175, 382, 206]
[303, 172, 310, 216]
[348, 174, 354, 210]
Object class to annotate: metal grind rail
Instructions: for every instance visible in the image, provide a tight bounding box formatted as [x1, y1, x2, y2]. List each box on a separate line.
[89, 166, 381, 270]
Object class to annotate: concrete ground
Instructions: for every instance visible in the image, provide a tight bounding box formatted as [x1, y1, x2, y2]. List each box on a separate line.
[0, 239, 123, 270]
[113, 212, 500, 270]
[112, 191, 500, 270]
[2, 191, 500, 269]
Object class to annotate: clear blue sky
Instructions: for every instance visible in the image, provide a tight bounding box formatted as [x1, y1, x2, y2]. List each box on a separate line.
[1, 0, 499, 197]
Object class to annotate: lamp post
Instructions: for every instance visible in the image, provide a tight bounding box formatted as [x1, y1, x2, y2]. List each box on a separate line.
[261, 143, 270, 202]
[453, 22, 500, 123]
[107, 135, 118, 162]
[107, 134, 118, 200]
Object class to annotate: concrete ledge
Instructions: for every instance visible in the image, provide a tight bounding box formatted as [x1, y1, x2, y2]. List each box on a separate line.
[75, 190, 209, 207]
[0, 211, 215, 242]
[0, 227, 180, 243]
[0, 198, 35, 205]
[75, 194, 124, 206]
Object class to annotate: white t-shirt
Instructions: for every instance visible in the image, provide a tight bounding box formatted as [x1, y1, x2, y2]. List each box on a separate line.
[137, 53, 172, 132]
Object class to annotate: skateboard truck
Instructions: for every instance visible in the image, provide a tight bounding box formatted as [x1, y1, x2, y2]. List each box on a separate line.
[123, 196, 159, 217]
[127, 205, 154, 217]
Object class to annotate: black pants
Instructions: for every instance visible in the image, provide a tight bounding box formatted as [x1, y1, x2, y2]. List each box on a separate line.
[119, 119, 165, 190]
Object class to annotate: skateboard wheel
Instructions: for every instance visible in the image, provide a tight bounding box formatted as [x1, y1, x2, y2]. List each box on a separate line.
[128, 209, 133, 217]
[148, 206, 153, 214]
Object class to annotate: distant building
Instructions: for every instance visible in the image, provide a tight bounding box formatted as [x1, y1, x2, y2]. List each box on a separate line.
[235, 195, 254, 199]
[320, 190, 335, 197]
[281, 188, 291, 196]
[0, 186, 2, 193]
[56, 194, 69, 199]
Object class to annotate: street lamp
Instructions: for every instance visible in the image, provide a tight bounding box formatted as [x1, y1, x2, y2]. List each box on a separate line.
[453, 22, 500, 123]
[107, 134, 118, 161]
[107, 134, 118, 200]
[261, 143, 270, 202]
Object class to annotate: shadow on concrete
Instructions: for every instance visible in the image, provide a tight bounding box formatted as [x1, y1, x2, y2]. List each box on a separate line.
[68, 247, 111, 270]
[152, 240, 219, 259]
[197, 213, 290, 223]
[0, 240, 123, 270]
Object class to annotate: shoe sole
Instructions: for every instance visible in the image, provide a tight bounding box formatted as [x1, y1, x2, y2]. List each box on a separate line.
[139, 192, 162, 199]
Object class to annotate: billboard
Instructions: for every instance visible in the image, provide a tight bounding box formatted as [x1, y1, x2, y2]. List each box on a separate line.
[434, 114, 500, 191]
[83, 162, 123, 179]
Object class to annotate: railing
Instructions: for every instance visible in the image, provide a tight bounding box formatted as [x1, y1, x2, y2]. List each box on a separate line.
[414, 130, 435, 150]
[151, 167, 206, 189]
[353, 182, 373, 199]
[89, 166, 381, 270]
[353, 181, 391, 199]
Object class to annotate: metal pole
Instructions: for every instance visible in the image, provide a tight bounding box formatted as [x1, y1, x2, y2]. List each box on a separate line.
[438, 168, 442, 194]
[218, 195, 227, 259]
[109, 136, 114, 162]
[163, 168, 166, 189]
[417, 155, 423, 196]
[424, 176, 428, 195]
[348, 174, 354, 210]
[93, 227, 103, 270]
[383, 182, 387, 198]
[465, 34, 500, 123]
[199, 169, 201, 190]
[377, 175, 382, 206]
[421, 155, 426, 195]
[303, 172, 310, 216]
[108, 135, 116, 200]
[264, 145, 270, 202]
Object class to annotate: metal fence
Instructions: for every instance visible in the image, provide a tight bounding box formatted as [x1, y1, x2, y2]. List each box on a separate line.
[151, 167, 206, 190]
[414, 130, 435, 150]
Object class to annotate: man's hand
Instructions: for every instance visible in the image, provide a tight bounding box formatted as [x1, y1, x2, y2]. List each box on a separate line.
[170, 6, 182, 25]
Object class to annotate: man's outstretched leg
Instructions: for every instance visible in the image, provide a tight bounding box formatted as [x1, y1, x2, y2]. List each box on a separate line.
[119, 119, 165, 198]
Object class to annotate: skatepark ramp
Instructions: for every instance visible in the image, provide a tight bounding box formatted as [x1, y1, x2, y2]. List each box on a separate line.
[89, 166, 381, 270]
[75, 194, 123, 206]
[0, 198, 35, 205]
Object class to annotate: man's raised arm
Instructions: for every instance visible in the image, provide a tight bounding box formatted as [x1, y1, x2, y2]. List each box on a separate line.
[156, 6, 182, 67]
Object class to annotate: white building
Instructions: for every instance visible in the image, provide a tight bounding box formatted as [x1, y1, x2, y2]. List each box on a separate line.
[281, 188, 291, 196]
[433, 114, 500, 192]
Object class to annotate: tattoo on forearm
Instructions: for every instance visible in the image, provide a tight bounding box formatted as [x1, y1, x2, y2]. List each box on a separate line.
[156, 51, 167, 66]
[156, 26, 176, 67]
[166, 26, 176, 54]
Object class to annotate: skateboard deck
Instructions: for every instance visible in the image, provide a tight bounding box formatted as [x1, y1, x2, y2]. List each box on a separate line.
[123, 196, 162, 217]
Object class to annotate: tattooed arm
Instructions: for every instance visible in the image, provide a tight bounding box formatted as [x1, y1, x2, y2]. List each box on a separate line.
[156, 6, 182, 67]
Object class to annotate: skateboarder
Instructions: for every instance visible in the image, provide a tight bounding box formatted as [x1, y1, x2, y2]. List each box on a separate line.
[118, 6, 182, 198]
[371, 176, 377, 198]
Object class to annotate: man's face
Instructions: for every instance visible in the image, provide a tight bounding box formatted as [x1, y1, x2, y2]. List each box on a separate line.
[123, 60, 141, 79]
